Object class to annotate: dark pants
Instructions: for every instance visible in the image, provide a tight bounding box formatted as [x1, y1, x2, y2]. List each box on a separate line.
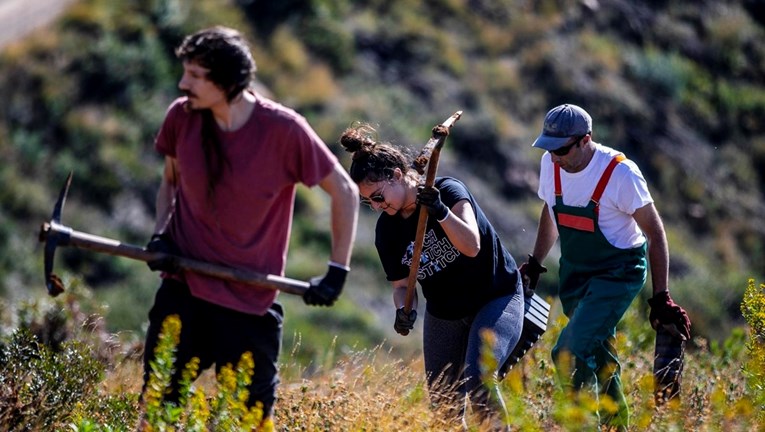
[142, 279, 283, 417]
[423, 291, 524, 428]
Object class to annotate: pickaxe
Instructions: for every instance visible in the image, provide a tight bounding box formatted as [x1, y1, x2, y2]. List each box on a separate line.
[399, 112, 550, 374]
[38, 172, 309, 297]
[400, 111, 462, 335]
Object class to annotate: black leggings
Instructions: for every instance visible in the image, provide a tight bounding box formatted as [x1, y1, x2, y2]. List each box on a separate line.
[423, 291, 524, 425]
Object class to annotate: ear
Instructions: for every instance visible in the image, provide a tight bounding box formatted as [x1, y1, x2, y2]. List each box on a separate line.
[392, 167, 403, 180]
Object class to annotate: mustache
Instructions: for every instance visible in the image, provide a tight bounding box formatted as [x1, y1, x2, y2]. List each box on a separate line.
[182, 90, 196, 112]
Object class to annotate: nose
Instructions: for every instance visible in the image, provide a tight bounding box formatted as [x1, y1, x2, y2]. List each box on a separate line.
[372, 199, 392, 211]
[178, 73, 190, 91]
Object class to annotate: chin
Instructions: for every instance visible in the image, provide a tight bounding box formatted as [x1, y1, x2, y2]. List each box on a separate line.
[184, 97, 209, 110]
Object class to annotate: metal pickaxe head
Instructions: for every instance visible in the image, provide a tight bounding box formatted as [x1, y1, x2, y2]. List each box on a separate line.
[38, 172, 73, 297]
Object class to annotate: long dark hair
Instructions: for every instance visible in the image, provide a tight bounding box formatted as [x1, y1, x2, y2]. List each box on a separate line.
[176, 26, 257, 197]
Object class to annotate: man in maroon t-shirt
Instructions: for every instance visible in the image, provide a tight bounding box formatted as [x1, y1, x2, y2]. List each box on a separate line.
[140, 26, 358, 427]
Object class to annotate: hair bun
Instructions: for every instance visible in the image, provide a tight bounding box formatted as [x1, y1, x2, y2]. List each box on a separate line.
[339, 124, 377, 158]
[339, 131, 364, 153]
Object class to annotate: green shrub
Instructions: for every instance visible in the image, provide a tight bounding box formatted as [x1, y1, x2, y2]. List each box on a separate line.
[138, 315, 270, 431]
[625, 47, 695, 101]
[301, 17, 355, 74]
[0, 330, 104, 431]
[741, 278, 765, 419]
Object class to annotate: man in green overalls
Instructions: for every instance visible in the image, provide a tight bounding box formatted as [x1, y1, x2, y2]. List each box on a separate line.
[519, 104, 691, 430]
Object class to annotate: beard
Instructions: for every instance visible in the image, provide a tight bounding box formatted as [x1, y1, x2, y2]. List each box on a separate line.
[181, 90, 198, 112]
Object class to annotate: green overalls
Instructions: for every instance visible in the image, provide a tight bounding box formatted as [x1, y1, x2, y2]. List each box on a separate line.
[551, 154, 647, 429]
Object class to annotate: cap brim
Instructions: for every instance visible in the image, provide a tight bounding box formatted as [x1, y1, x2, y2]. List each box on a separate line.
[532, 134, 571, 151]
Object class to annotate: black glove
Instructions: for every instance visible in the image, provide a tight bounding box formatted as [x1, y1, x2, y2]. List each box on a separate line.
[519, 254, 547, 297]
[648, 291, 691, 340]
[416, 186, 449, 221]
[394, 307, 417, 336]
[146, 233, 180, 273]
[303, 263, 348, 307]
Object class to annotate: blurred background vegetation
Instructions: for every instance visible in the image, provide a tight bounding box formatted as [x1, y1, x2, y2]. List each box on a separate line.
[1, 0, 764, 365]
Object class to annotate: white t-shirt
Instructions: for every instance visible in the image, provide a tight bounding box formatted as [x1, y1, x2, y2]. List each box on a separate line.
[537, 143, 653, 249]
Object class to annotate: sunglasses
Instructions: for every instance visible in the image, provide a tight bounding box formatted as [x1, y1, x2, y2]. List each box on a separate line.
[360, 183, 388, 207]
[550, 135, 586, 156]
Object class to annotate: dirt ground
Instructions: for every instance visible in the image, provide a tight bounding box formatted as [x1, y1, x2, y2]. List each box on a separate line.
[0, 0, 75, 48]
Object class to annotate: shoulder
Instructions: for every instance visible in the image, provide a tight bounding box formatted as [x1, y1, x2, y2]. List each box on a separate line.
[158, 97, 199, 138]
[539, 152, 553, 177]
[253, 95, 321, 137]
[436, 177, 469, 194]
[435, 177, 470, 200]
[591, 144, 634, 173]
[615, 158, 645, 179]
[374, 213, 399, 240]
[594, 145, 646, 180]
[163, 97, 192, 120]
[593, 146, 650, 196]
[253, 95, 305, 124]
[592, 143, 622, 163]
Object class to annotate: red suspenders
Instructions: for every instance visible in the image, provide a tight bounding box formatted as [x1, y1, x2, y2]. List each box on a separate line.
[590, 154, 626, 213]
[554, 154, 626, 232]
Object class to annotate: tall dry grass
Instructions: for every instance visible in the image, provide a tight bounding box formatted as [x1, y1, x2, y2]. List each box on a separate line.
[3, 282, 763, 431]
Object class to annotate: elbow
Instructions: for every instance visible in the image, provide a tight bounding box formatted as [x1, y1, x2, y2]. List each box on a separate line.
[345, 181, 360, 211]
[332, 175, 359, 207]
[347, 179, 359, 198]
[463, 242, 481, 258]
[338, 173, 359, 200]
[459, 229, 481, 258]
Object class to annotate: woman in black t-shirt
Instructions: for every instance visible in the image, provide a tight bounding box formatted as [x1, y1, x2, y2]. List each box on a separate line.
[340, 124, 524, 430]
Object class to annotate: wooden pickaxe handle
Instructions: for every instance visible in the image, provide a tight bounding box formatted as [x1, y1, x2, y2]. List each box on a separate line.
[39, 221, 310, 296]
[402, 111, 462, 324]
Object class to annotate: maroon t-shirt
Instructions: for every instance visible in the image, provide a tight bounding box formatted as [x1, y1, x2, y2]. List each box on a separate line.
[155, 95, 337, 314]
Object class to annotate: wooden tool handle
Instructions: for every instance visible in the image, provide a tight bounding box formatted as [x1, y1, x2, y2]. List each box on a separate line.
[403, 111, 462, 315]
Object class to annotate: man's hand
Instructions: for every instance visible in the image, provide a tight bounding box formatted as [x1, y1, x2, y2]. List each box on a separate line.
[519, 254, 547, 296]
[648, 291, 691, 340]
[416, 186, 449, 221]
[394, 307, 417, 336]
[303, 263, 348, 307]
[146, 233, 180, 273]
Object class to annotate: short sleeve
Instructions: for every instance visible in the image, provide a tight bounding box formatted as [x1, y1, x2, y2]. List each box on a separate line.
[436, 177, 470, 207]
[288, 116, 337, 187]
[155, 99, 186, 158]
[612, 161, 654, 215]
[375, 216, 411, 282]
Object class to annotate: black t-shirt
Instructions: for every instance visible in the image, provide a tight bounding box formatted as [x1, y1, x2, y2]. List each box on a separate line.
[375, 177, 520, 319]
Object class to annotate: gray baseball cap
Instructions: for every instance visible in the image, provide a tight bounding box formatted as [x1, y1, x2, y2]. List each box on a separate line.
[532, 104, 592, 151]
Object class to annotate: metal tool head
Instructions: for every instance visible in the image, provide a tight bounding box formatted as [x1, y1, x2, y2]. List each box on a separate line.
[38, 172, 73, 297]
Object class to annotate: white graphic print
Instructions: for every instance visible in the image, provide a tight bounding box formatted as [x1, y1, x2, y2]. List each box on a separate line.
[402, 229, 460, 280]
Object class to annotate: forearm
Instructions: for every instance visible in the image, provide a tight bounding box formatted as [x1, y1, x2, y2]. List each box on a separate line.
[392, 282, 415, 310]
[647, 233, 669, 295]
[329, 193, 358, 267]
[153, 157, 178, 234]
[531, 204, 558, 262]
[323, 164, 359, 267]
[438, 201, 480, 257]
[633, 203, 670, 295]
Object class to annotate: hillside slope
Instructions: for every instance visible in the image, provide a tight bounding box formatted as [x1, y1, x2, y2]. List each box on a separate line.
[0, 0, 763, 344]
